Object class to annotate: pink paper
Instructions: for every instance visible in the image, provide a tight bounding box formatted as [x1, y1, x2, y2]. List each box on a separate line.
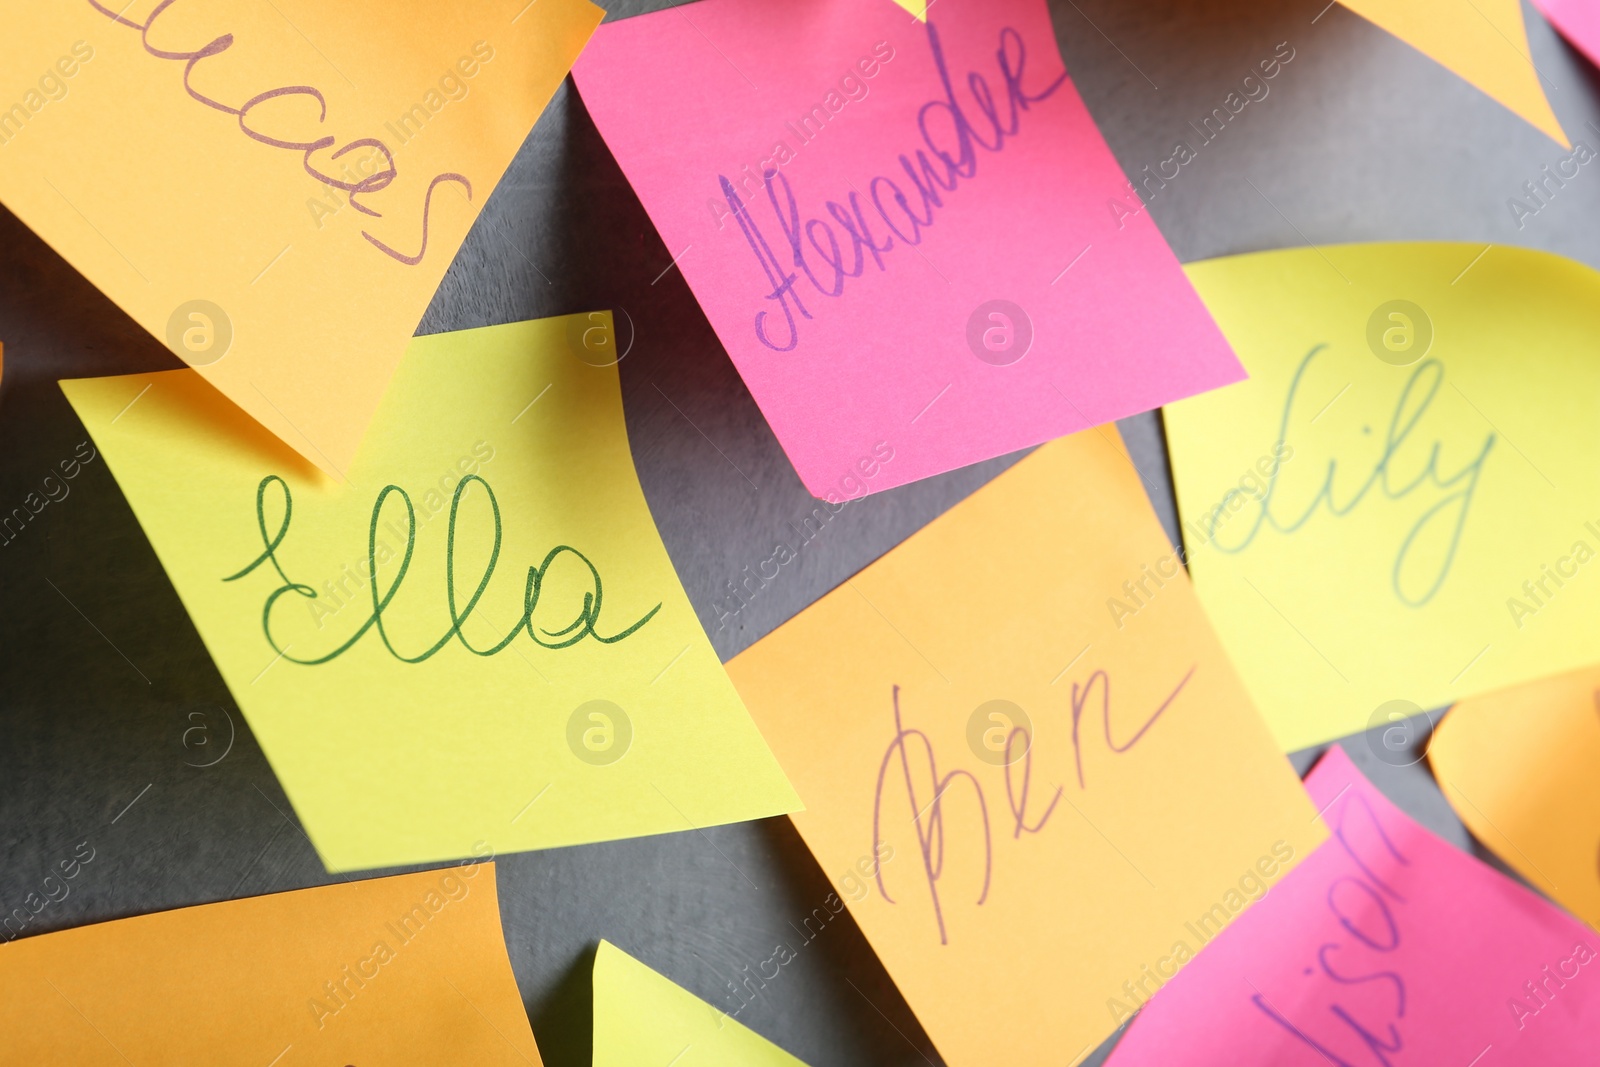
[1105, 745, 1600, 1066]
[573, 0, 1241, 498]
[1536, 0, 1600, 72]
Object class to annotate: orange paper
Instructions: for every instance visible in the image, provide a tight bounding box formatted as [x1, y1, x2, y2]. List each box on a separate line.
[1338, 0, 1566, 144]
[0, 0, 600, 474]
[0, 864, 544, 1065]
[726, 428, 1325, 1065]
[1430, 663, 1600, 930]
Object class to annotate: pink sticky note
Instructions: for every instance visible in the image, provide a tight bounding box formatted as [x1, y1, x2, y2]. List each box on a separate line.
[573, 0, 1241, 498]
[1105, 745, 1600, 1066]
[1537, 0, 1600, 72]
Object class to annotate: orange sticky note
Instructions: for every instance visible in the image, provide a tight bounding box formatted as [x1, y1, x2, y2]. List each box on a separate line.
[0, 864, 544, 1065]
[0, 1, 600, 475]
[1430, 663, 1600, 930]
[725, 428, 1326, 1065]
[1338, 0, 1567, 144]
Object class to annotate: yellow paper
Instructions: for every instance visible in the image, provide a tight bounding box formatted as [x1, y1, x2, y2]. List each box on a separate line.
[0, 1, 600, 475]
[60, 314, 800, 871]
[592, 941, 809, 1067]
[1338, 0, 1566, 144]
[1430, 663, 1600, 930]
[0, 864, 544, 1065]
[887, 0, 928, 20]
[725, 429, 1324, 1066]
[1166, 242, 1600, 752]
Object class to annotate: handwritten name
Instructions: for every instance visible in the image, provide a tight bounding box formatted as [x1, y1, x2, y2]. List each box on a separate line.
[723, 18, 1067, 352]
[223, 474, 658, 665]
[1204, 346, 1495, 607]
[871, 666, 1194, 944]
[87, 0, 470, 266]
[1250, 787, 1412, 1065]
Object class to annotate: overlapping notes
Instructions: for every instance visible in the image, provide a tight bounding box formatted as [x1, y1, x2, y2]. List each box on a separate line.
[1166, 243, 1600, 752]
[0, 865, 545, 1065]
[1336, 0, 1566, 143]
[592, 941, 809, 1066]
[1106, 746, 1600, 1065]
[60, 314, 799, 871]
[726, 428, 1323, 1065]
[0, 0, 600, 475]
[572, 0, 1241, 498]
[1431, 664, 1600, 930]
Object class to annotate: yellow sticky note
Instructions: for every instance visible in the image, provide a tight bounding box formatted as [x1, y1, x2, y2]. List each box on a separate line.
[1338, 0, 1566, 144]
[0, 1, 600, 476]
[0, 864, 544, 1065]
[592, 941, 809, 1066]
[887, 0, 928, 20]
[1166, 243, 1600, 752]
[725, 429, 1324, 1066]
[1430, 663, 1600, 930]
[60, 314, 800, 871]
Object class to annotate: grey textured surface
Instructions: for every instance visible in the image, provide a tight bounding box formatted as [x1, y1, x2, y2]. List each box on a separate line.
[1, 0, 1594, 1063]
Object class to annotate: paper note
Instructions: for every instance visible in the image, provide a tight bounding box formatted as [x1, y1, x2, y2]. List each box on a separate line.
[0, 864, 546, 1065]
[1164, 242, 1600, 752]
[1338, 0, 1566, 144]
[572, 0, 1240, 499]
[725, 428, 1324, 1065]
[592, 941, 809, 1067]
[1430, 663, 1600, 930]
[1105, 746, 1600, 1065]
[0, 1, 600, 476]
[60, 314, 800, 871]
[1535, 0, 1600, 73]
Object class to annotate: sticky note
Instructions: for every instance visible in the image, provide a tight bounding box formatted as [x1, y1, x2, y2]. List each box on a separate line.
[725, 428, 1324, 1065]
[1105, 746, 1600, 1065]
[60, 314, 800, 871]
[572, 0, 1240, 499]
[0, 1, 601, 476]
[1165, 243, 1600, 753]
[592, 941, 809, 1066]
[1535, 0, 1600, 73]
[1430, 663, 1600, 931]
[0, 864, 546, 1065]
[1338, 0, 1566, 144]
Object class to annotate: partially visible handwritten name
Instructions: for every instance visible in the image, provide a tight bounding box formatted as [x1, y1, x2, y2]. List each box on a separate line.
[1204, 346, 1495, 607]
[87, 0, 471, 266]
[871, 666, 1194, 944]
[723, 18, 1067, 351]
[1251, 787, 1412, 1064]
[223, 474, 658, 665]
